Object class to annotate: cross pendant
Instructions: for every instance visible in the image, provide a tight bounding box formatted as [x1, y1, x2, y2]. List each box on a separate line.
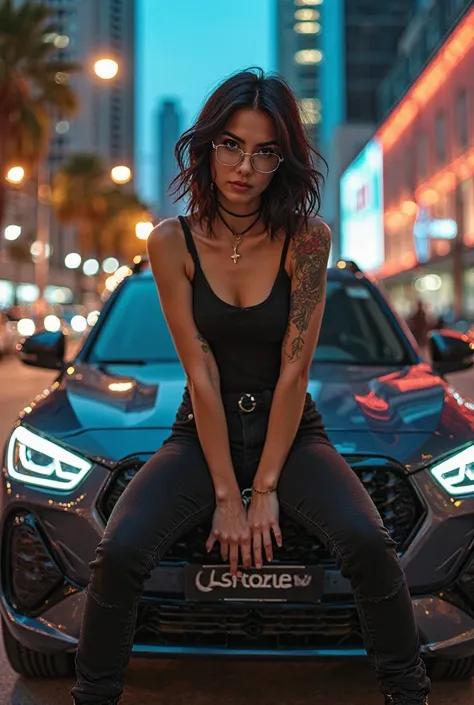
[231, 246, 241, 264]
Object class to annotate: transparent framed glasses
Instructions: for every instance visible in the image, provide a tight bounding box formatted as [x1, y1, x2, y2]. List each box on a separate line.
[212, 141, 283, 174]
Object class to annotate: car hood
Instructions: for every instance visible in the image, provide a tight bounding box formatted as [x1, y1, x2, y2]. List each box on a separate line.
[20, 361, 474, 472]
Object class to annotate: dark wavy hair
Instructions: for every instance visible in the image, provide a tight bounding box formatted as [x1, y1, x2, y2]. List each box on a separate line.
[170, 67, 326, 241]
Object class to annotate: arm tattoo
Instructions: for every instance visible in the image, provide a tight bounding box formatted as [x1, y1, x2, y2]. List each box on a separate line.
[283, 223, 331, 362]
[195, 333, 210, 354]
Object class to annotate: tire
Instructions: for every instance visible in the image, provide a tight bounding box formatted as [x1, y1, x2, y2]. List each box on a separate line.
[427, 655, 474, 680]
[2, 619, 74, 678]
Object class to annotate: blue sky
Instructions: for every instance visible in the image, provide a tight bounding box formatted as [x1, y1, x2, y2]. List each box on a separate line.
[135, 0, 276, 206]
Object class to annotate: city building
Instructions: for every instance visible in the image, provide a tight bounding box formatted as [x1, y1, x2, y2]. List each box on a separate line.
[276, 0, 322, 149]
[3, 0, 135, 307]
[46, 0, 135, 269]
[156, 99, 182, 219]
[339, 1, 474, 320]
[320, 0, 416, 257]
[35, 0, 135, 181]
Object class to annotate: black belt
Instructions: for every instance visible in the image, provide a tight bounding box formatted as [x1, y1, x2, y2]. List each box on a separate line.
[221, 389, 274, 414]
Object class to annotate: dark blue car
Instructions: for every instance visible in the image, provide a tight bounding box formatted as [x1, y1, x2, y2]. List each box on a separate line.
[2, 263, 474, 681]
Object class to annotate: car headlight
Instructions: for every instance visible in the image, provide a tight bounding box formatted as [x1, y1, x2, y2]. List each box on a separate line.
[431, 445, 474, 496]
[6, 426, 93, 491]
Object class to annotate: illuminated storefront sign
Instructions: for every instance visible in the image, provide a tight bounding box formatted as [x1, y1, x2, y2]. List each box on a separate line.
[377, 7, 474, 153]
[340, 138, 384, 271]
[356, 7, 474, 283]
[414, 207, 457, 263]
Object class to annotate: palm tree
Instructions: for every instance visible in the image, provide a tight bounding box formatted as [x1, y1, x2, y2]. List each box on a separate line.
[0, 0, 80, 226]
[52, 153, 111, 259]
[103, 189, 151, 262]
[52, 153, 151, 262]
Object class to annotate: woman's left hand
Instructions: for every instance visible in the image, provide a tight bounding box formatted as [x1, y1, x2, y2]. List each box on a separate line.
[247, 491, 282, 568]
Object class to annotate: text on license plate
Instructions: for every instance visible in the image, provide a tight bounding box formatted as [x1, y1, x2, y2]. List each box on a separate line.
[185, 564, 323, 602]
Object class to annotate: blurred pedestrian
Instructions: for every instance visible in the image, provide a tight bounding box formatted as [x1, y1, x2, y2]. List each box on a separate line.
[72, 68, 430, 705]
[408, 299, 430, 347]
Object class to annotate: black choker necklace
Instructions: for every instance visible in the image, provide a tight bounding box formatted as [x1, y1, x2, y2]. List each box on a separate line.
[217, 200, 261, 218]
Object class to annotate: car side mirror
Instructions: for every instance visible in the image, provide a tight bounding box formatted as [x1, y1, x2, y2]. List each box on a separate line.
[429, 329, 474, 375]
[19, 330, 66, 370]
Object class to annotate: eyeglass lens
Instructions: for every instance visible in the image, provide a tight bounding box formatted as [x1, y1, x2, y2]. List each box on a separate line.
[215, 145, 280, 173]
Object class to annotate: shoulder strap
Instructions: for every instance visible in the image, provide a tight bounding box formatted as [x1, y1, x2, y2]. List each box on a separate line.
[279, 232, 291, 272]
[178, 215, 200, 267]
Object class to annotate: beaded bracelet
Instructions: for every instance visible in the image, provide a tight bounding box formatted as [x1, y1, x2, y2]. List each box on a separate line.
[251, 485, 277, 495]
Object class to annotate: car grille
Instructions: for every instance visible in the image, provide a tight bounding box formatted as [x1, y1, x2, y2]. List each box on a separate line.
[99, 456, 424, 566]
[135, 600, 362, 649]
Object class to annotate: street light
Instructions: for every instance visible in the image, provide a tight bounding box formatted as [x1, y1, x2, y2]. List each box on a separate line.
[102, 256, 119, 273]
[93, 58, 119, 80]
[4, 224, 22, 241]
[30, 240, 51, 260]
[110, 165, 132, 184]
[5, 166, 25, 184]
[65, 252, 82, 269]
[135, 221, 154, 240]
[83, 258, 100, 276]
[71, 315, 87, 333]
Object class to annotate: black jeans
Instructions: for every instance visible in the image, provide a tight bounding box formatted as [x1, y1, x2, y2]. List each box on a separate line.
[72, 389, 430, 703]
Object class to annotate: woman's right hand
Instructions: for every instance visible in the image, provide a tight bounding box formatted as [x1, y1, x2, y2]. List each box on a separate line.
[206, 499, 252, 575]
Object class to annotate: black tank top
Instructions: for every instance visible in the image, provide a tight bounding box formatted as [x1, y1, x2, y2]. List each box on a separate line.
[179, 216, 291, 393]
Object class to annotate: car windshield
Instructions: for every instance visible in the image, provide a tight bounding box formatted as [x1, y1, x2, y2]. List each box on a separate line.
[88, 276, 409, 366]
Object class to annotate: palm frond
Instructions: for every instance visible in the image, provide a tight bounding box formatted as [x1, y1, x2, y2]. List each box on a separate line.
[52, 153, 151, 259]
[0, 0, 82, 181]
[1, 90, 47, 164]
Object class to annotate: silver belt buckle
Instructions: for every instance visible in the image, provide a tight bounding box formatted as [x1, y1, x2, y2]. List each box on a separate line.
[241, 487, 252, 508]
[238, 393, 257, 413]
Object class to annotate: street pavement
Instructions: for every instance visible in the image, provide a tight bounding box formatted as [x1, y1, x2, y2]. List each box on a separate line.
[0, 354, 473, 704]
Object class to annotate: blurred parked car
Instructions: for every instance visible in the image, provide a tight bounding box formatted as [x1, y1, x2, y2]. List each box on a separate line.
[5, 307, 99, 355]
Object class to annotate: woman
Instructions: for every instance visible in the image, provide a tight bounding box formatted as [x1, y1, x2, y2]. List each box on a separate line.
[72, 68, 430, 705]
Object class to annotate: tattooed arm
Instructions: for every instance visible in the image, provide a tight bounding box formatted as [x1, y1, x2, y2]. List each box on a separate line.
[252, 217, 331, 491]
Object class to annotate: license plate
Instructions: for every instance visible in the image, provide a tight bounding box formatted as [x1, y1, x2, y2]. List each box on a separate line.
[185, 564, 323, 603]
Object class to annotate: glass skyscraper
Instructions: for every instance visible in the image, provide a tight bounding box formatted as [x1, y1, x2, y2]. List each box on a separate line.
[320, 0, 416, 256]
